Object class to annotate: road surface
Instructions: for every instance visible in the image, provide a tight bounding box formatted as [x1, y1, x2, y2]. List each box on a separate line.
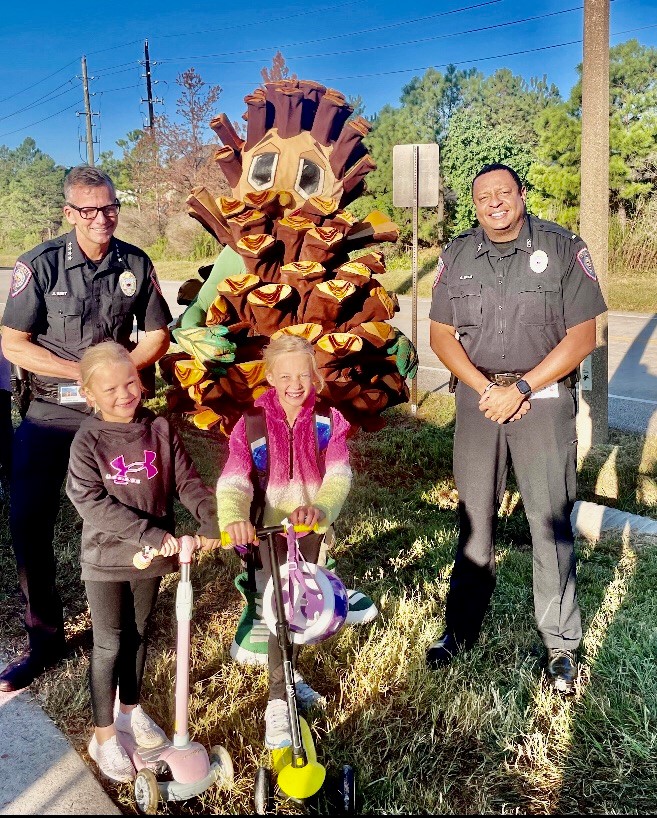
[1, 269, 655, 435]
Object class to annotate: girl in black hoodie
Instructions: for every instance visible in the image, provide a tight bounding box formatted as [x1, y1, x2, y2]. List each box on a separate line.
[66, 341, 220, 783]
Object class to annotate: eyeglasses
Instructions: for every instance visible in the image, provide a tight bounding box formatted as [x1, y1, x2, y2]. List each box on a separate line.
[66, 200, 121, 220]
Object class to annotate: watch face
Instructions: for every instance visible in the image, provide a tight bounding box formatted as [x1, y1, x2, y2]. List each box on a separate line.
[516, 379, 531, 396]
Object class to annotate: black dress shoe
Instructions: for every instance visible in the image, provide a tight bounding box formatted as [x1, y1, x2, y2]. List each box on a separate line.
[0, 650, 58, 693]
[546, 648, 578, 695]
[426, 631, 461, 669]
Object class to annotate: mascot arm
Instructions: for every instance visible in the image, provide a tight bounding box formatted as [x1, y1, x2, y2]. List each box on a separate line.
[179, 245, 247, 329]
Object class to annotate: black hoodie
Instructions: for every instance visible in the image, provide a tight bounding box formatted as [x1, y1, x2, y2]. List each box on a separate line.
[66, 407, 219, 582]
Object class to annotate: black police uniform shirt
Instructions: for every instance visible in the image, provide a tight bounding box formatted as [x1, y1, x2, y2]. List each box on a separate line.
[2, 230, 172, 389]
[429, 214, 607, 374]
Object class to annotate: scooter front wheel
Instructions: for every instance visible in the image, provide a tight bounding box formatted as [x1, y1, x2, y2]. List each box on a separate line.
[338, 764, 356, 814]
[135, 768, 160, 815]
[254, 766, 273, 815]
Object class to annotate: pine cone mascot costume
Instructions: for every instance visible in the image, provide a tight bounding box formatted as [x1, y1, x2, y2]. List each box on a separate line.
[163, 80, 418, 434]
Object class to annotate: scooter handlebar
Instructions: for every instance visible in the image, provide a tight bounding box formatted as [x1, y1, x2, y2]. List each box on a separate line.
[132, 534, 198, 570]
[220, 522, 319, 552]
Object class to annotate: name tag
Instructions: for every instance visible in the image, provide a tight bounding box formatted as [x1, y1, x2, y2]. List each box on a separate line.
[58, 384, 86, 405]
[532, 383, 559, 400]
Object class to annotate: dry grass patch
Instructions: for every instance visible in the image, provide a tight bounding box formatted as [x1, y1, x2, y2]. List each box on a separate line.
[1, 396, 656, 813]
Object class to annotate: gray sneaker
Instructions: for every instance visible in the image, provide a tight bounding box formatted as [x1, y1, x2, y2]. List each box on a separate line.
[88, 734, 135, 783]
[264, 699, 292, 749]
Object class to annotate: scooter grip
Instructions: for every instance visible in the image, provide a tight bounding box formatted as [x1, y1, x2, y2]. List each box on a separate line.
[220, 522, 318, 552]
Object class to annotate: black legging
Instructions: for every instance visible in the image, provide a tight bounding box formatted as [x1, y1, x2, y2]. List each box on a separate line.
[85, 577, 161, 728]
[258, 532, 322, 701]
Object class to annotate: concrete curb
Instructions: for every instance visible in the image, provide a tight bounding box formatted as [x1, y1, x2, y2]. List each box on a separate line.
[0, 684, 121, 816]
[571, 500, 657, 541]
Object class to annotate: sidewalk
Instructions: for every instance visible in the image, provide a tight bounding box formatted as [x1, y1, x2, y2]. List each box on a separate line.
[0, 681, 121, 815]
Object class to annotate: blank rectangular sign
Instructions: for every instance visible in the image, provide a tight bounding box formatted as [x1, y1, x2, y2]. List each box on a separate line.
[392, 143, 440, 207]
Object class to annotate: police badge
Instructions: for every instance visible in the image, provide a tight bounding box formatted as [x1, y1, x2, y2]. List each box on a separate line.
[119, 270, 137, 296]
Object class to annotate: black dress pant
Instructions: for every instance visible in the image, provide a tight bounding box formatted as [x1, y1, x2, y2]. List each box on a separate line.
[85, 577, 161, 728]
[446, 382, 581, 651]
[9, 400, 87, 658]
[258, 531, 322, 700]
[0, 390, 12, 491]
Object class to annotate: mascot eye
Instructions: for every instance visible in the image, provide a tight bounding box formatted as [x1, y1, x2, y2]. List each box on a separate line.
[295, 158, 324, 199]
[248, 152, 279, 190]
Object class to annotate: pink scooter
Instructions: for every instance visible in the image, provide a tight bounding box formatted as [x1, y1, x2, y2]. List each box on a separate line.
[128, 534, 233, 814]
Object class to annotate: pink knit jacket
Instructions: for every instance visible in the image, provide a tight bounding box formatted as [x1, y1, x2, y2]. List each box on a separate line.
[216, 388, 352, 532]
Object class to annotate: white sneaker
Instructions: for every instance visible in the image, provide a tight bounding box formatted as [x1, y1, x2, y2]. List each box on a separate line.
[115, 705, 167, 749]
[293, 671, 327, 711]
[265, 699, 292, 749]
[88, 734, 135, 783]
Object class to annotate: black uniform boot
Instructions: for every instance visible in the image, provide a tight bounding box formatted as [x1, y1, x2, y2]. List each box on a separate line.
[546, 648, 578, 695]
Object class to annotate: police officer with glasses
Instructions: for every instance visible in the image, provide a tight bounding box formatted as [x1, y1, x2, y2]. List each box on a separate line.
[0, 165, 171, 692]
[427, 163, 606, 694]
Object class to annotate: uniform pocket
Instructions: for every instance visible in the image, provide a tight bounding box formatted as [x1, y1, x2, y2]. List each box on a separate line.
[518, 278, 561, 325]
[447, 280, 482, 328]
[45, 295, 84, 344]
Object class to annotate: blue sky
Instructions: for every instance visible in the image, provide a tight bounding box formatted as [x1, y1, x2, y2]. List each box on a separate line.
[0, 0, 655, 168]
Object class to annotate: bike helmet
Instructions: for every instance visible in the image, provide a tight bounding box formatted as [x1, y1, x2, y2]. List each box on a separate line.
[262, 562, 349, 645]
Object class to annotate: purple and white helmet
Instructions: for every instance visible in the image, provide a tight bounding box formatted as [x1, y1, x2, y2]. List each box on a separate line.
[263, 562, 349, 645]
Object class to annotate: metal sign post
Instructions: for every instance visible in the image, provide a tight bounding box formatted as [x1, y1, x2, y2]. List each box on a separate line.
[393, 143, 440, 413]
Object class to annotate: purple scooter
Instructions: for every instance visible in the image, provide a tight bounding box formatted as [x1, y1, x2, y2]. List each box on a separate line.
[129, 534, 233, 814]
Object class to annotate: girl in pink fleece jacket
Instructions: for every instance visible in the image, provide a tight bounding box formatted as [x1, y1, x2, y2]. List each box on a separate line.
[216, 335, 352, 750]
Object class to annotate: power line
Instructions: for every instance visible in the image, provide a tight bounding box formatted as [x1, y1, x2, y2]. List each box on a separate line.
[0, 59, 79, 105]
[81, 0, 363, 58]
[152, 3, 583, 67]
[69, 0, 504, 79]
[320, 21, 657, 82]
[153, 0, 505, 65]
[0, 82, 78, 124]
[0, 101, 80, 140]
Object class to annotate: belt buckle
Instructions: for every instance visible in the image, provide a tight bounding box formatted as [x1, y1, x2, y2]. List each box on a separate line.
[493, 373, 521, 387]
[57, 384, 86, 405]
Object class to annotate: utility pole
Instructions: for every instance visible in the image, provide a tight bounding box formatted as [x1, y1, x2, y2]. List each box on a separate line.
[577, 0, 610, 454]
[81, 56, 95, 166]
[142, 40, 163, 130]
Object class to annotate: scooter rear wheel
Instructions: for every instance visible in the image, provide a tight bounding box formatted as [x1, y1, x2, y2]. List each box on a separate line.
[338, 764, 356, 814]
[254, 766, 273, 815]
[135, 768, 160, 815]
[210, 744, 234, 789]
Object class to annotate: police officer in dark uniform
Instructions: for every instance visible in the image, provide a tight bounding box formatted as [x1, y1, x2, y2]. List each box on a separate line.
[0, 165, 172, 692]
[427, 163, 607, 693]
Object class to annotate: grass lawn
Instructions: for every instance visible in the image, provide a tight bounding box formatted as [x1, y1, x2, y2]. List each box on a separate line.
[1, 391, 656, 814]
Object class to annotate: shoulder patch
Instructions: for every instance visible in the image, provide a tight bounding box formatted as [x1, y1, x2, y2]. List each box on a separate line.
[433, 257, 446, 288]
[150, 268, 163, 296]
[576, 247, 597, 281]
[10, 261, 33, 298]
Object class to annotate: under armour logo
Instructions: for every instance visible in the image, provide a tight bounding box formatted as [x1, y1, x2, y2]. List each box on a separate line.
[107, 450, 158, 485]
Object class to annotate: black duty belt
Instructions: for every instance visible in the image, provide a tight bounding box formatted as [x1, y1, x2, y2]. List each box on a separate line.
[478, 369, 578, 389]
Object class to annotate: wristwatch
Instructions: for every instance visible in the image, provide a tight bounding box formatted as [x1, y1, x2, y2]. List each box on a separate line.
[516, 379, 532, 397]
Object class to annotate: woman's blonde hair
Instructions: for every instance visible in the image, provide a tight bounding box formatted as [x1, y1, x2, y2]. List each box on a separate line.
[262, 335, 325, 392]
[80, 341, 139, 393]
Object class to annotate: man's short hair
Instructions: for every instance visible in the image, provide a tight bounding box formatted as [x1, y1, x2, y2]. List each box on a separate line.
[64, 165, 116, 200]
[472, 163, 524, 195]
